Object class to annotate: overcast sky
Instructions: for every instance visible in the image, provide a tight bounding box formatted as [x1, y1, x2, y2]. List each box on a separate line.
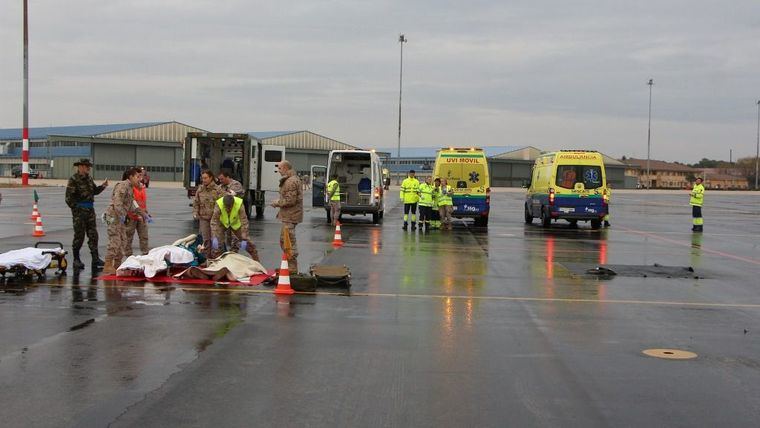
[1, 0, 759, 162]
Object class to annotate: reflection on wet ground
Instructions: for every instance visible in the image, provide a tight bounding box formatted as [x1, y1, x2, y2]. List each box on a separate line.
[1, 187, 760, 426]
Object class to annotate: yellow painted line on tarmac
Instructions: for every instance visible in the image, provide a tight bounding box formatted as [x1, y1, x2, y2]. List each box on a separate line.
[618, 225, 760, 266]
[22, 282, 760, 309]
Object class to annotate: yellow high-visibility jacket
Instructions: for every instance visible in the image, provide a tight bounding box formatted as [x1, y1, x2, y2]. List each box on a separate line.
[689, 183, 704, 207]
[400, 177, 420, 204]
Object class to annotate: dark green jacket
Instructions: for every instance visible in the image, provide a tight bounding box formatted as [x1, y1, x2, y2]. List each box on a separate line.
[65, 173, 106, 209]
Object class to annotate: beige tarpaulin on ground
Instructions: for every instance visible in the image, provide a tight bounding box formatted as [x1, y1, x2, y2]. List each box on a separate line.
[174, 252, 267, 282]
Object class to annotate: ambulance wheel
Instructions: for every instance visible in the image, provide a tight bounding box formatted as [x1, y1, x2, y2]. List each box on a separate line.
[524, 204, 533, 224]
[372, 212, 380, 224]
[474, 215, 489, 227]
[591, 219, 602, 230]
[541, 208, 551, 228]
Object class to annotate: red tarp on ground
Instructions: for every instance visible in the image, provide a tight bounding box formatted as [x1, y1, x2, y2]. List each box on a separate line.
[95, 269, 276, 286]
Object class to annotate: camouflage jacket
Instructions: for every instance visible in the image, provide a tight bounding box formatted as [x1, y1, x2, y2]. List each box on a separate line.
[65, 173, 106, 209]
[221, 179, 245, 198]
[105, 180, 136, 221]
[273, 170, 303, 224]
[210, 203, 249, 238]
[193, 182, 224, 220]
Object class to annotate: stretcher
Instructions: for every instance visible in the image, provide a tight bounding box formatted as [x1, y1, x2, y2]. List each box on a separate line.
[0, 242, 67, 279]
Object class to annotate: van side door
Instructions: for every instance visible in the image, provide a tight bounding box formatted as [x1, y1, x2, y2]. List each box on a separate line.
[311, 165, 327, 207]
[260, 145, 284, 192]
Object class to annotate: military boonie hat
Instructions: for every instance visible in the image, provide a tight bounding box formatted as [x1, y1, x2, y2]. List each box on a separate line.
[74, 158, 93, 167]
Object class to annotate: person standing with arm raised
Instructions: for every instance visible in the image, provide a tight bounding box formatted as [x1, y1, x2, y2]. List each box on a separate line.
[65, 158, 109, 272]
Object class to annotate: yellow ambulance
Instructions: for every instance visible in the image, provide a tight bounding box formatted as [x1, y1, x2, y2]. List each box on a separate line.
[432, 147, 491, 227]
[524, 150, 609, 229]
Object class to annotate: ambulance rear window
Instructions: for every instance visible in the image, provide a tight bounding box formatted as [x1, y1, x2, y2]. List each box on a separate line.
[555, 165, 602, 189]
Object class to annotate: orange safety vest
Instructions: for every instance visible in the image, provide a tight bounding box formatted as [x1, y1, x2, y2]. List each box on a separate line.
[128, 185, 147, 220]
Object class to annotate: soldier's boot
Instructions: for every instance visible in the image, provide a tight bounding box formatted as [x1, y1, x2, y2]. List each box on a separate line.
[101, 258, 116, 275]
[92, 251, 105, 268]
[72, 250, 85, 271]
[91, 251, 103, 272]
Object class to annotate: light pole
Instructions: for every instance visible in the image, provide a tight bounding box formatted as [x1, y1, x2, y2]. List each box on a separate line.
[646, 78, 654, 189]
[397, 34, 407, 160]
[755, 100, 759, 190]
[22, 0, 30, 186]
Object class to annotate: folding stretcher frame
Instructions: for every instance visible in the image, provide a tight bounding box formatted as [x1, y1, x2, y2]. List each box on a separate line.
[0, 242, 68, 280]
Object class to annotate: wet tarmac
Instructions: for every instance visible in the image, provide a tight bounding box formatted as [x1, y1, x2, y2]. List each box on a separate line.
[1, 186, 759, 427]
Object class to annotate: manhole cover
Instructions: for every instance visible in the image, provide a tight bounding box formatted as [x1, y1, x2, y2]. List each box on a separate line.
[642, 348, 697, 360]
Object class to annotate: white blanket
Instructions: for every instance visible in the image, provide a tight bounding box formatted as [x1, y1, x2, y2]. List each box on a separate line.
[0, 247, 63, 270]
[117, 245, 195, 278]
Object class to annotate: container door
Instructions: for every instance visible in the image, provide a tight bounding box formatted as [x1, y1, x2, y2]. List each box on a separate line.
[311, 165, 327, 207]
[249, 144, 259, 190]
[260, 145, 284, 192]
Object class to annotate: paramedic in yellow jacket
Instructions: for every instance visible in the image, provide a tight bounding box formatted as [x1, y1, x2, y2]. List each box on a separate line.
[603, 186, 611, 228]
[400, 169, 421, 231]
[437, 178, 454, 230]
[210, 195, 261, 261]
[417, 176, 435, 231]
[689, 177, 705, 232]
[327, 174, 341, 226]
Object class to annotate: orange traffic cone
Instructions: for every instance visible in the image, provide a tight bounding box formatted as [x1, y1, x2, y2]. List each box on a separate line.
[274, 253, 294, 295]
[332, 221, 344, 248]
[30, 203, 40, 220]
[33, 215, 45, 237]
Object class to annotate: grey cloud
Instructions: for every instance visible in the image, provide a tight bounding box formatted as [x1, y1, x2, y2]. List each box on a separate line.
[1, 0, 759, 162]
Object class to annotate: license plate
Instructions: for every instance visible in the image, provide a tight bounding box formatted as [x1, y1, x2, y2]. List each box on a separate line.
[559, 207, 575, 213]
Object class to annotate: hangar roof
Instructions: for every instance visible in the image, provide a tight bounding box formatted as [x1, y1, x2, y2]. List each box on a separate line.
[0, 122, 164, 140]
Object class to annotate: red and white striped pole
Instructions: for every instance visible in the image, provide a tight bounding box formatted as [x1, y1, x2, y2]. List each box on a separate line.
[22, 0, 30, 186]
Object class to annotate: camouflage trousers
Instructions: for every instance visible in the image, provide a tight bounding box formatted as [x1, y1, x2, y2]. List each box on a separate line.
[106, 221, 128, 262]
[71, 207, 99, 253]
[279, 222, 298, 273]
[329, 201, 341, 226]
[212, 227, 260, 261]
[123, 218, 149, 257]
[198, 219, 212, 258]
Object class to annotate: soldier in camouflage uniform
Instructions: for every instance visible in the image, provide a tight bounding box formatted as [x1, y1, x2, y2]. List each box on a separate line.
[218, 171, 245, 197]
[271, 160, 303, 273]
[65, 158, 109, 271]
[101, 168, 142, 274]
[193, 170, 224, 257]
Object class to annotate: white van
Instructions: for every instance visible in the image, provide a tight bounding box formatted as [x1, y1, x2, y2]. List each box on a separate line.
[311, 150, 385, 224]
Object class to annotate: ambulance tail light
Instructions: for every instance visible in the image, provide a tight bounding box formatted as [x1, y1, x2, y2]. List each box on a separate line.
[549, 188, 555, 205]
[374, 186, 382, 199]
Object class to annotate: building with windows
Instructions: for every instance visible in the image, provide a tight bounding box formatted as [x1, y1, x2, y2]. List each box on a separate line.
[248, 131, 370, 178]
[0, 121, 206, 180]
[700, 168, 749, 189]
[0, 124, 371, 182]
[622, 158, 696, 189]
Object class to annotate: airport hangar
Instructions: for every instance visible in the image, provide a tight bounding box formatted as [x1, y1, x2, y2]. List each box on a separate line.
[0, 123, 365, 181]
